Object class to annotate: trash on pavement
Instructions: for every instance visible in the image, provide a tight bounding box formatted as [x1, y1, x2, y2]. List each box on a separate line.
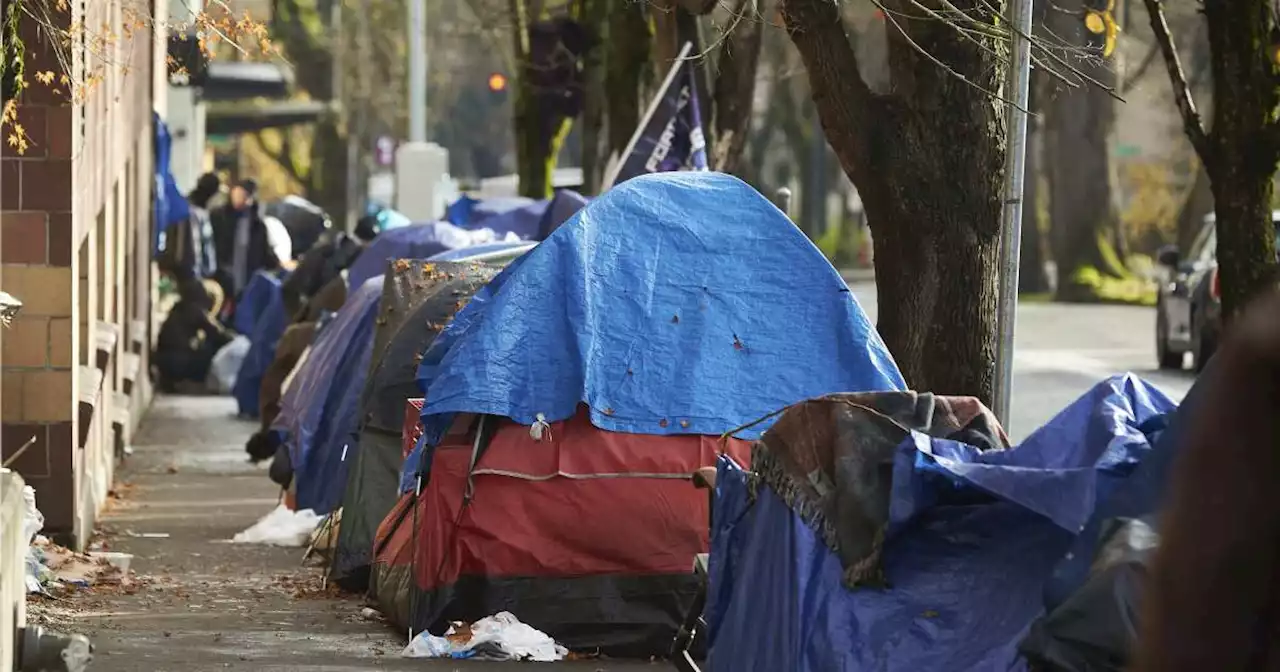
[231, 504, 321, 546]
[401, 612, 567, 661]
[206, 334, 250, 394]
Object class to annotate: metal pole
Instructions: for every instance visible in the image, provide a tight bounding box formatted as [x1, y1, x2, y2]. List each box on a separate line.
[992, 0, 1034, 428]
[408, 0, 427, 143]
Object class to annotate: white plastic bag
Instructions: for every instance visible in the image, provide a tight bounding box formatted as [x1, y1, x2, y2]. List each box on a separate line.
[401, 611, 566, 661]
[231, 504, 321, 546]
[206, 335, 251, 394]
[22, 485, 43, 544]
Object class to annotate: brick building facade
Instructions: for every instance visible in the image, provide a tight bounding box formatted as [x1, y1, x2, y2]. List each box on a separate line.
[1, 0, 160, 548]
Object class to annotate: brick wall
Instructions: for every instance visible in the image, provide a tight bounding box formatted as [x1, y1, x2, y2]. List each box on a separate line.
[1, 0, 156, 546]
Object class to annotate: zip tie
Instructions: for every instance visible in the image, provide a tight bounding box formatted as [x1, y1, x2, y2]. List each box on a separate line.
[530, 413, 553, 442]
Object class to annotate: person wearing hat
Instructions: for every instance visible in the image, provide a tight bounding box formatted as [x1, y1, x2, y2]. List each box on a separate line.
[210, 178, 282, 305]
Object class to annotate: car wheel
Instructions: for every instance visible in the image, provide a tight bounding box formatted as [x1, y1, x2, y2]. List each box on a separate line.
[1156, 309, 1182, 370]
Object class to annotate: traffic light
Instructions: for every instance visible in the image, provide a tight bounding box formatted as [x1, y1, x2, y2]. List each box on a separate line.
[488, 72, 508, 94]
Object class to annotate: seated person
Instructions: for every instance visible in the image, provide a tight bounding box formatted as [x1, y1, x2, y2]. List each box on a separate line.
[153, 278, 233, 393]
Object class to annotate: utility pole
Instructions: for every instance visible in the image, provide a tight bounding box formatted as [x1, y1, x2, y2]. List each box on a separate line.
[992, 0, 1035, 428]
[408, 0, 427, 142]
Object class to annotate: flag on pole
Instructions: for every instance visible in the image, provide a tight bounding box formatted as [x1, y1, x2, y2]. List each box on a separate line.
[601, 42, 708, 191]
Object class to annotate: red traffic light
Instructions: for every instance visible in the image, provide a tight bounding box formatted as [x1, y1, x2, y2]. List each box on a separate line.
[488, 72, 508, 92]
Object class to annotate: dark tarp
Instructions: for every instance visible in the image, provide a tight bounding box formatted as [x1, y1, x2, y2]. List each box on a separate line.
[407, 407, 753, 657]
[330, 261, 498, 589]
[706, 375, 1175, 671]
[461, 199, 549, 240]
[281, 231, 364, 320]
[264, 195, 332, 258]
[367, 398, 422, 626]
[536, 189, 588, 240]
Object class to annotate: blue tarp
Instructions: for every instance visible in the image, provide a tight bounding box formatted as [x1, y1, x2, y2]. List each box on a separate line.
[231, 273, 287, 418]
[152, 113, 190, 255]
[347, 222, 505, 292]
[463, 199, 548, 240]
[401, 172, 905, 492]
[536, 190, 589, 240]
[706, 374, 1176, 672]
[272, 275, 384, 514]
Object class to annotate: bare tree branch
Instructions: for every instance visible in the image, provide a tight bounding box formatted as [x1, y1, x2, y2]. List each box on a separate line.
[1142, 0, 1210, 159]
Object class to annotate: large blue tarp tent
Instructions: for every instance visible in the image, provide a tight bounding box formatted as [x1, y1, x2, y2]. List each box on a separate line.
[231, 272, 287, 417]
[706, 374, 1176, 671]
[272, 275, 385, 514]
[400, 171, 906, 491]
[347, 222, 506, 292]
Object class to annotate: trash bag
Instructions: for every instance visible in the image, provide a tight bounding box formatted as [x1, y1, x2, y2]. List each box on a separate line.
[206, 335, 251, 394]
[1019, 517, 1158, 672]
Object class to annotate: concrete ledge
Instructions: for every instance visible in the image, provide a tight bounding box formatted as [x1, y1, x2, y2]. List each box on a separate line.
[77, 365, 104, 450]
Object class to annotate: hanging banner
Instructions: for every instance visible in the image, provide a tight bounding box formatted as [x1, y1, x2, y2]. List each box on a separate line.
[600, 42, 708, 191]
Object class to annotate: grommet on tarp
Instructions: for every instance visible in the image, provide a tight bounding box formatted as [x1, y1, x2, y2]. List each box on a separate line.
[529, 413, 553, 442]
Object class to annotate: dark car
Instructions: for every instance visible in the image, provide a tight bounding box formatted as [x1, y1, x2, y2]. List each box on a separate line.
[1155, 210, 1280, 372]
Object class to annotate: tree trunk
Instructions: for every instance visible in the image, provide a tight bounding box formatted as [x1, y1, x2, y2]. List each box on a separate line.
[1045, 1, 1128, 303]
[1144, 0, 1279, 321]
[783, 0, 1004, 403]
[604, 3, 650, 163]
[578, 0, 609, 193]
[709, 0, 764, 174]
[1174, 160, 1212, 251]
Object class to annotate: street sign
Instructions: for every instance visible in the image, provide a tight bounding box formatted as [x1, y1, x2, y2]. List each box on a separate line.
[375, 136, 396, 167]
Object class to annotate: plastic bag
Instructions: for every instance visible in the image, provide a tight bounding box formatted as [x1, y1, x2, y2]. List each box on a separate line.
[231, 504, 321, 546]
[23, 486, 48, 593]
[207, 335, 251, 394]
[402, 612, 567, 661]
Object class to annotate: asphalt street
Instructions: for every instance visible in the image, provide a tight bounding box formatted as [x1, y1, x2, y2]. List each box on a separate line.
[847, 280, 1194, 441]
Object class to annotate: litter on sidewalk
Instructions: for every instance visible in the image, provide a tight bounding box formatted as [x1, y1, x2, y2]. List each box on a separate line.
[231, 504, 321, 546]
[401, 612, 567, 661]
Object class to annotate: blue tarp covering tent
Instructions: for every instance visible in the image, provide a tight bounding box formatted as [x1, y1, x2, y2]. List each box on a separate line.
[272, 275, 385, 514]
[444, 195, 479, 228]
[347, 222, 512, 292]
[231, 272, 287, 418]
[706, 374, 1176, 672]
[536, 190, 589, 240]
[400, 171, 906, 492]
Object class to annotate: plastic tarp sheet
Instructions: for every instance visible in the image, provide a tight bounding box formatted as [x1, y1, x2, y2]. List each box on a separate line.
[705, 374, 1177, 672]
[330, 262, 497, 586]
[271, 275, 385, 514]
[536, 190, 588, 240]
[347, 222, 517, 292]
[234, 271, 283, 335]
[403, 172, 904, 492]
[152, 113, 190, 254]
[461, 199, 549, 240]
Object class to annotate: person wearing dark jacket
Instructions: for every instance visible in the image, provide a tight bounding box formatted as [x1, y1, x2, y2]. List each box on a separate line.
[153, 277, 233, 392]
[211, 178, 280, 301]
[1132, 287, 1280, 672]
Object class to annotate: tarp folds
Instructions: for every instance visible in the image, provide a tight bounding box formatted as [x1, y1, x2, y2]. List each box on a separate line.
[331, 262, 496, 588]
[232, 272, 287, 417]
[405, 172, 904, 492]
[752, 392, 1008, 588]
[535, 190, 588, 240]
[346, 222, 519, 292]
[706, 374, 1176, 672]
[272, 275, 385, 514]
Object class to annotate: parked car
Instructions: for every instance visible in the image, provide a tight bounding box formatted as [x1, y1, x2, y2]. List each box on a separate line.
[1155, 210, 1280, 371]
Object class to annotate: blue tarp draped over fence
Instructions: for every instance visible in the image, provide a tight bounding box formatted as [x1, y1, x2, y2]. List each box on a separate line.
[271, 275, 384, 514]
[400, 171, 906, 492]
[706, 374, 1176, 672]
[347, 222, 508, 292]
[231, 272, 287, 417]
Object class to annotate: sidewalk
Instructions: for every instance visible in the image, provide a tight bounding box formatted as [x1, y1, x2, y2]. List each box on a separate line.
[31, 395, 655, 671]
